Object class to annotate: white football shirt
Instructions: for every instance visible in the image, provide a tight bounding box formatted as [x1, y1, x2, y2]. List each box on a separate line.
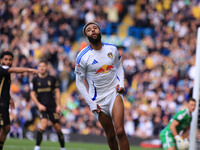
[75, 42, 124, 110]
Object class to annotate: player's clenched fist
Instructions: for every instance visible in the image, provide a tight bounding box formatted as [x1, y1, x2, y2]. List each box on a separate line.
[116, 84, 125, 94]
[38, 103, 46, 111]
[94, 104, 101, 113]
[29, 68, 38, 75]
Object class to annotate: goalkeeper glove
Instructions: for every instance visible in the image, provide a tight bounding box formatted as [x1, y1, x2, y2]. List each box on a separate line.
[174, 135, 185, 150]
[183, 138, 189, 149]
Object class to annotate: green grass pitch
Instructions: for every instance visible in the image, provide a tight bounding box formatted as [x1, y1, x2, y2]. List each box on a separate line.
[4, 138, 162, 150]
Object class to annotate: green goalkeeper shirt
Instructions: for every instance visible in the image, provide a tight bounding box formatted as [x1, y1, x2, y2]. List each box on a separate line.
[160, 108, 192, 136]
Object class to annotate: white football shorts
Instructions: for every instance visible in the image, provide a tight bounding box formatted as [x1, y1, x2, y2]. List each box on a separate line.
[93, 90, 124, 120]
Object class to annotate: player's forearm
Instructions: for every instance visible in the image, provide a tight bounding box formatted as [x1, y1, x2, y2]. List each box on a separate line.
[8, 67, 31, 73]
[55, 89, 61, 106]
[76, 74, 97, 111]
[182, 131, 188, 139]
[30, 92, 40, 106]
[170, 124, 178, 137]
[116, 62, 124, 88]
[182, 126, 190, 139]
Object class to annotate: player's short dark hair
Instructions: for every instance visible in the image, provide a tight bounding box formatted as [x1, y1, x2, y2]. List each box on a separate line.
[188, 98, 196, 103]
[0, 51, 14, 59]
[82, 22, 100, 36]
[38, 58, 48, 65]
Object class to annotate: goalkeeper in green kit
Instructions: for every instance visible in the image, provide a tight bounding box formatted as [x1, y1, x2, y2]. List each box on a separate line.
[159, 98, 196, 150]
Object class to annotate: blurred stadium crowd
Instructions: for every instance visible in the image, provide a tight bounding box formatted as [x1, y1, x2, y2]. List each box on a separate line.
[0, 0, 200, 140]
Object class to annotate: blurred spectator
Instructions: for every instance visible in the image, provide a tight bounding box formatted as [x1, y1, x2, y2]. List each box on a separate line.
[22, 84, 31, 102]
[152, 115, 163, 139]
[125, 115, 135, 137]
[85, 10, 96, 23]
[10, 122, 23, 139]
[136, 116, 153, 139]
[127, 0, 136, 20]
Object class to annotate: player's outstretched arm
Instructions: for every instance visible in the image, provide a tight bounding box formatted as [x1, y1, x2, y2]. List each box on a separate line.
[8, 67, 38, 74]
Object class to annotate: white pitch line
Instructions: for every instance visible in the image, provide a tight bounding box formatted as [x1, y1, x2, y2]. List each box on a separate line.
[4, 145, 86, 150]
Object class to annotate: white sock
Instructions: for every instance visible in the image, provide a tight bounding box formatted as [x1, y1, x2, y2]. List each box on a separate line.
[61, 148, 66, 150]
[34, 145, 40, 150]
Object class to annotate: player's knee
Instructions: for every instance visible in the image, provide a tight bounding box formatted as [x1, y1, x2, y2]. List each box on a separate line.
[40, 121, 48, 130]
[40, 124, 47, 130]
[116, 127, 125, 139]
[107, 132, 116, 141]
[54, 123, 61, 132]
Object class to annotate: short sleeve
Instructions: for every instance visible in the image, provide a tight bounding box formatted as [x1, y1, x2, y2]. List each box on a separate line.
[30, 78, 37, 92]
[114, 47, 122, 66]
[0, 66, 9, 76]
[54, 77, 59, 88]
[75, 58, 86, 77]
[175, 113, 185, 122]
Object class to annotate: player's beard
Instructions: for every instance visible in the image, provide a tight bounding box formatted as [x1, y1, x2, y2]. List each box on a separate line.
[87, 33, 101, 44]
[2, 62, 12, 67]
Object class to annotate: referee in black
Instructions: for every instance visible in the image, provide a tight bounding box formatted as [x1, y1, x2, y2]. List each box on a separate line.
[30, 59, 66, 150]
[0, 51, 38, 150]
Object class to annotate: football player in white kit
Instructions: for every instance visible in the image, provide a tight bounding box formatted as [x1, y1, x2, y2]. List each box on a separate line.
[75, 22, 130, 150]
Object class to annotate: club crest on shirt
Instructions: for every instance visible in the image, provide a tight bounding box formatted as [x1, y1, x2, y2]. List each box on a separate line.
[38, 82, 41, 86]
[48, 81, 51, 86]
[107, 52, 113, 59]
[177, 114, 183, 120]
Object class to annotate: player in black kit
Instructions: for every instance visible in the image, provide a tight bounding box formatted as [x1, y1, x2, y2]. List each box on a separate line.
[30, 59, 66, 150]
[0, 51, 38, 150]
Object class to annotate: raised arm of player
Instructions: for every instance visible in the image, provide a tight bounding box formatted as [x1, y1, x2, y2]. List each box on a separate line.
[55, 88, 61, 113]
[8, 67, 38, 74]
[30, 91, 46, 111]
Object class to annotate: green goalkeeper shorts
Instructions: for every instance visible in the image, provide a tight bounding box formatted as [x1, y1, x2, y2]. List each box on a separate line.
[159, 131, 176, 150]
